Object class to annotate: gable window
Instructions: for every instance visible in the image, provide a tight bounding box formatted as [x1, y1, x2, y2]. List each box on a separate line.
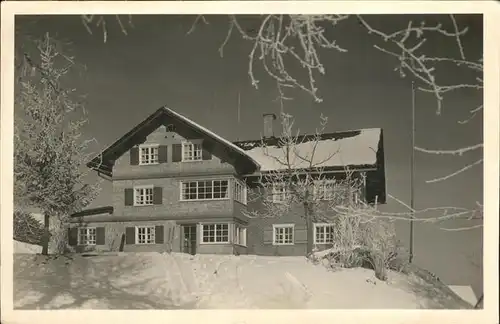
[180, 180, 229, 201]
[234, 179, 247, 205]
[136, 226, 155, 244]
[271, 183, 289, 203]
[201, 223, 229, 243]
[78, 227, 96, 245]
[134, 185, 154, 206]
[182, 141, 203, 161]
[139, 144, 159, 165]
[234, 224, 247, 246]
[314, 223, 335, 244]
[273, 224, 294, 245]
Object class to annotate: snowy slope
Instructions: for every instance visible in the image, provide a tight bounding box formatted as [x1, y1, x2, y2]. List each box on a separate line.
[14, 240, 42, 254]
[14, 252, 470, 309]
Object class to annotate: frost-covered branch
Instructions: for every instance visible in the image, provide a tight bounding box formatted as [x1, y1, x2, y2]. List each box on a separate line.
[189, 14, 349, 102]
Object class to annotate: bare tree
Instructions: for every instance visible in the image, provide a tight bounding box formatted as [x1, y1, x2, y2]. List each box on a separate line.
[14, 33, 102, 255]
[186, 14, 484, 229]
[242, 106, 405, 280]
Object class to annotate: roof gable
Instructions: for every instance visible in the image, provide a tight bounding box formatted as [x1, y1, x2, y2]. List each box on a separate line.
[87, 107, 260, 176]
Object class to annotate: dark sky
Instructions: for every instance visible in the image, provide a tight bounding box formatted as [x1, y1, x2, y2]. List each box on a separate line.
[16, 14, 483, 294]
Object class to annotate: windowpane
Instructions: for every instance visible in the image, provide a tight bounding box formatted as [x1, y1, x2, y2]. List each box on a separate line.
[202, 223, 229, 243]
[273, 225, 294, 245]
[182, 142, 203, 161]
[135, 187, 153, 205]
[234, 180, 247, 205]
[272, 183, 288, 203]
[78, 227, 96, 245]
[137, 226, 155, 244]
[180, 180, 229, 200]
[140, 146, 159, 165]
[314, 224, 335, 244]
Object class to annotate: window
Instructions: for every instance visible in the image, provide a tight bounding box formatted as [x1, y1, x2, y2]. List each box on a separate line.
[180, 180, 229, 200]
[273, 224, 294, 245]
[201, 223, 229, 243]
[234, 179, 247, 205]
[314, 223, 335, 244]
[78, 227, 96, 245]
[134, 186, 154, 206]
[136, 226, 155, 244]
[271, 183, 289, 203]
[139, 145, 159, 165]
[182, 141, 203, 161]
[234, 225, 247, 246]
[314, 180, 335, 201]
[314, 180, 361, 205]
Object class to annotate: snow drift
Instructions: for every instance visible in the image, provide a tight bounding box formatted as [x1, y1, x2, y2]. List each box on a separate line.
[14, 252, 469, 309]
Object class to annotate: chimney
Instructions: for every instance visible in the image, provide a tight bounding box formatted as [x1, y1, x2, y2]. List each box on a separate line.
[263, 113, 277, 138]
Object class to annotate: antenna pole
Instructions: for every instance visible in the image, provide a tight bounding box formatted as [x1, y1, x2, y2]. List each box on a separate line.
[237, 91, 241, 141]
[409, 81, 416, 264]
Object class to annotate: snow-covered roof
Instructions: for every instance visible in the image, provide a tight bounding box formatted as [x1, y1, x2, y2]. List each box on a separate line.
[163, 107, 260, 167]
[237, 128, 381, 172]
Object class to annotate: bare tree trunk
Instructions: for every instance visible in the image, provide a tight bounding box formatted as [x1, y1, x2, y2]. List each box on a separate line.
[304, 202, 314, 255]
[41, 213, 50, 255]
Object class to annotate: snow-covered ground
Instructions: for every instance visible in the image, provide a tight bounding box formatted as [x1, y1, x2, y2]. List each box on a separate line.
[13, 252, 471, 309]
[14, 240, 42, 254]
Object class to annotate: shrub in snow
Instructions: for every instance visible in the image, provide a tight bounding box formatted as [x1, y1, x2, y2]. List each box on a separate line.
[14, 210, 45, 246]
[311, 203, 409, 281]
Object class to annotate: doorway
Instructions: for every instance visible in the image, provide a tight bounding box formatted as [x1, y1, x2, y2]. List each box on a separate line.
[181, 224, 197, 255]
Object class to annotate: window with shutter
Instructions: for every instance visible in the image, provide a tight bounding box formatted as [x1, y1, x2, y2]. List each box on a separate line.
[134, 185, 154, 206]
[139, 144, 159, 165]
[136, 226, 155, 244]
[182, 141, 203, 161]
[78, 227, 97, 245]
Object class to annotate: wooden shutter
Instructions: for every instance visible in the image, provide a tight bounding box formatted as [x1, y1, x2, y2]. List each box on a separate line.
[68, 227, 78, 246]
[202, 148, 212, 160]
[153, 187, 163, 205]
[125, 227, 135, 244]
[155, 225, 164, 244]
[158, 145, 168, 163]
[172, 144, 182, 162]
[295, 227, 307, 244]
[130, 147, 139, 165]
[96, 227, 105, 245]
[202, 141, 213, 160]
[263, 227, 273, 245]
[124, 188, 134, 206]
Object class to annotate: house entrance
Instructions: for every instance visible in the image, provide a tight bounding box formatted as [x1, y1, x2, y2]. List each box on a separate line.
[181, 224, 197, 255]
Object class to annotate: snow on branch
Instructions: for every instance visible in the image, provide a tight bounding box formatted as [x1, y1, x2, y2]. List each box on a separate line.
[189, 15, 349, 102]
[357, 14, 483, 119]
[15, 33, 103, 254]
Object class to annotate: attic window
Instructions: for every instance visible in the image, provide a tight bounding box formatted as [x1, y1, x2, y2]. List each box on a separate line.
[166, 124, 176, 132]
[139, 144, 159, 165]
[182, 141, 203, 162]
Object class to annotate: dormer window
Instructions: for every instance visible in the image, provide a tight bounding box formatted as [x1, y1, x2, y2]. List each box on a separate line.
[139, 144, 159, 165]
[182, 141, 203, 162]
